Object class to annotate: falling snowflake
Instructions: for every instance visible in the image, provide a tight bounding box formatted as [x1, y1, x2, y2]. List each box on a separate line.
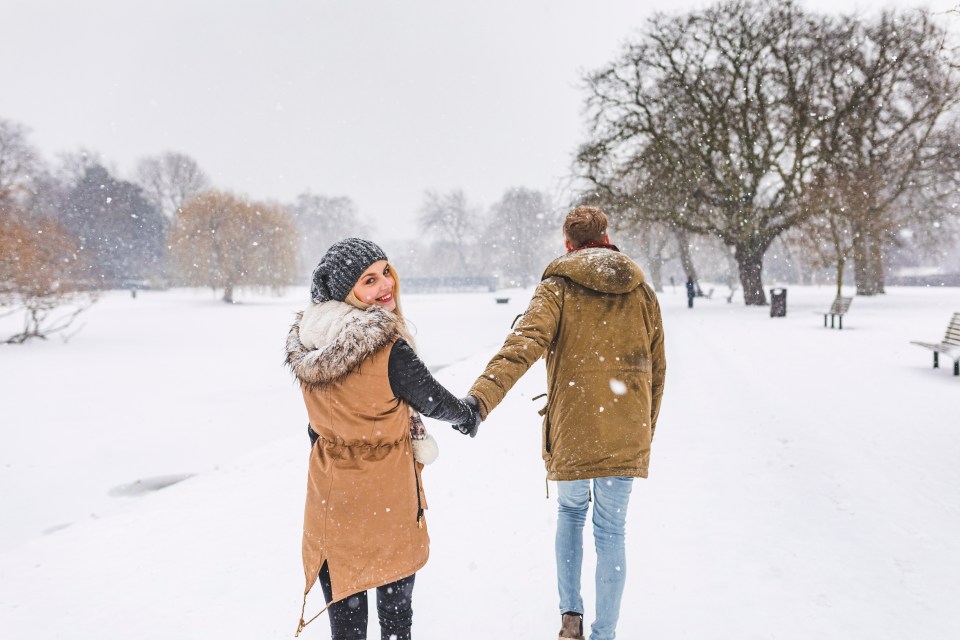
[609, 379, 627, 395]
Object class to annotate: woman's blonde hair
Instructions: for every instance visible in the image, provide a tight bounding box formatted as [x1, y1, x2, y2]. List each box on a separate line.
[344, 262, 416, 348]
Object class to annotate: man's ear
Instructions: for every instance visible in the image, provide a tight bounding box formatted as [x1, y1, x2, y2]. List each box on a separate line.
[564, 238, 575, 252]
[602, 234, 611, 244]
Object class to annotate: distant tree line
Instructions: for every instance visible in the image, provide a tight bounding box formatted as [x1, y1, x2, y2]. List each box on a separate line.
[0, 118, 365, 342]
[0, 116, 561, 344]
[576, 0, 960, 304]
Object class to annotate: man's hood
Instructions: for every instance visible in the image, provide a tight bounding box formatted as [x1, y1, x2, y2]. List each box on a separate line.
[542, 248, 645, 294]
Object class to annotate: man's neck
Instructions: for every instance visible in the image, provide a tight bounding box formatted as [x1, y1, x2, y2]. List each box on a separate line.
[569, 240, 620, 254]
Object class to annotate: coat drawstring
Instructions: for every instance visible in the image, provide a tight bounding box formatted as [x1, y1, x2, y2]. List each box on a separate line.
[295, 593, 331, 637]
[545, 476, 550, 499]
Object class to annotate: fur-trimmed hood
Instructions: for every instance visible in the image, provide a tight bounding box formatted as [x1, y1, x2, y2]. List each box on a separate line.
[285, 301, 404, 388]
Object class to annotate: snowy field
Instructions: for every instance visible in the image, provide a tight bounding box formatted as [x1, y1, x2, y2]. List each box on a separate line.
[1, 283, 959, 639]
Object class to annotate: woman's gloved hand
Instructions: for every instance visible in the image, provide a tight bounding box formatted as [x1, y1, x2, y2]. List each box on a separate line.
[452, 395, 481, 438]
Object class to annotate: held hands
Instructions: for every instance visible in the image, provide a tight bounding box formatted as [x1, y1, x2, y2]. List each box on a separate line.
[452, 395, 482, 438]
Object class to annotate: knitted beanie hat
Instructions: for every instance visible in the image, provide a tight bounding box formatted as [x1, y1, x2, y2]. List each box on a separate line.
[310, 238, 389, 303]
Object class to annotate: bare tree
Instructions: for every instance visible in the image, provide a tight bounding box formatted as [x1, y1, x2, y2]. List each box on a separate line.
[168, 191, 298, 303]
[135, 151, 209, 218]
[418, 189, 478, 275]
[484, 187, 557, 286]
[614, 218, 677, 293]
[578, 1, 837, 305]
[0, 118, 40, 204]
[809, 10, 960, 295]
[54, 148, 103, 187]
[289, 192, 369, 280]
[793, 208, 855, 298]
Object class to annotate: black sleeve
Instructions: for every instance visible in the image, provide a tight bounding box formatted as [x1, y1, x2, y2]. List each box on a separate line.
[388, 339, 474, 424]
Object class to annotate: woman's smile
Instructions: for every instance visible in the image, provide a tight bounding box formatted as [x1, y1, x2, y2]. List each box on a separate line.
[352, 260, 397, 312]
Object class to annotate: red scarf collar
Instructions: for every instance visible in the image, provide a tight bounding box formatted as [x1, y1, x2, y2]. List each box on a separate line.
[569, 240, 620, 254]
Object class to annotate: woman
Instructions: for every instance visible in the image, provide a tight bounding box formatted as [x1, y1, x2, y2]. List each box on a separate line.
[285, 238, 480, 639]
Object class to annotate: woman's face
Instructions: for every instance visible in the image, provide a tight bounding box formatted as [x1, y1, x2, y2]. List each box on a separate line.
[351, 260, 396, 312]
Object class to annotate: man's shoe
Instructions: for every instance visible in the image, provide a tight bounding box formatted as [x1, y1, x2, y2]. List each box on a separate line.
[558, 612, 584, 640]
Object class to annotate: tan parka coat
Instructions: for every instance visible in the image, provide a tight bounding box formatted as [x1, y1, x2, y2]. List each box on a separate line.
[286, 302, 429, 635]
[469, 247, 666, 481]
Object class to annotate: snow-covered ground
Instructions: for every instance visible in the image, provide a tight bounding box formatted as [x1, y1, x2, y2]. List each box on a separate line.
[1, 283, 959, 639]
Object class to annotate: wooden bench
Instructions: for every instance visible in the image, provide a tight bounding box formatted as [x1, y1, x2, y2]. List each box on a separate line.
[819, 296, 853, 329]
[910, 312, 960, 376]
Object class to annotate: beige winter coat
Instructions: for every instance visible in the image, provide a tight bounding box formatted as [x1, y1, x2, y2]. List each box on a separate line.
[469, 247, 666, 480]
[285, 302, 429, 634]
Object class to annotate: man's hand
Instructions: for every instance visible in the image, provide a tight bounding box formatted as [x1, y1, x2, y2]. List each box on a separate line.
[452, 395, 481, 438]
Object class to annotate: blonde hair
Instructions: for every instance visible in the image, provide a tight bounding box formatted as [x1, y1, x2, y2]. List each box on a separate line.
[344, 262, 417, 348]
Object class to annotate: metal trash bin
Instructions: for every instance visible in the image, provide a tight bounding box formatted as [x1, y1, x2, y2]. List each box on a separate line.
[770, 288, 787, 317]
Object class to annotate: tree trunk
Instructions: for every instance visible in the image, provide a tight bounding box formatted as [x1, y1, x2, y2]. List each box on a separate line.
[735, 247, 767, 305]
[456, 247, 471, 277]
[649, 259, 664, 293]
[835, 257, 845, 300]
[675, 228, 702, 295]
[869, 238, 886, 294]
[222, 284, 234, 303]
[852, 224, 883, 296]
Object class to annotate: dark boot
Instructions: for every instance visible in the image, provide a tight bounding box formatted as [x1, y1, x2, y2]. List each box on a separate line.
[558, 612, 584, 640]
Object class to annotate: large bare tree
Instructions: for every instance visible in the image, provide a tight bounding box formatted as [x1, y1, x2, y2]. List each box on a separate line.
[806, 10, 960, 295]
[578, 1, 829, 304]
[578, 1, 960, 303]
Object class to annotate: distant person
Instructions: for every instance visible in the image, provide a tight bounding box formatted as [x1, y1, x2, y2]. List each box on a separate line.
[464, 207, 667, 640]
[285, 238, 480, 639]
[686, 276, 696, 308]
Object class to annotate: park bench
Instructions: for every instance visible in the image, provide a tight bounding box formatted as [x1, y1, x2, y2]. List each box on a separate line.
[819, 296, 853, 329]
[910, 312, 960, 376]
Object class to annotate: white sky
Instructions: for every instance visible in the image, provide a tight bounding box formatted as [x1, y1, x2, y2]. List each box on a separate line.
[3, 0, 956, 238]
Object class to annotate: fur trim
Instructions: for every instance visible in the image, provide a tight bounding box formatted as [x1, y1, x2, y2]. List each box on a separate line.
[412, 434, 439, 465]
[285, 301, 403, 389]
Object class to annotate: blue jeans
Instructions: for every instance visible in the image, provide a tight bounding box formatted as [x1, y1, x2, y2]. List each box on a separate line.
[556, 477, 634, 640]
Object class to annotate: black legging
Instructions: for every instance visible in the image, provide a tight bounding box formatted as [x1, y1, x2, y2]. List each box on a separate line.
[318, 562, 416, 640]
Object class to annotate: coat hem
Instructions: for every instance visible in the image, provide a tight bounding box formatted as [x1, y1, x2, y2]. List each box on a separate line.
[298, 551, 429, 636]
[547, 467, 649, 481]
[325, 550, 429, 606]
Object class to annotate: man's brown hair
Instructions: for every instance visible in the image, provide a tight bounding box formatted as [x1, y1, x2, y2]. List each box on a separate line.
[563, 206, 608, 248]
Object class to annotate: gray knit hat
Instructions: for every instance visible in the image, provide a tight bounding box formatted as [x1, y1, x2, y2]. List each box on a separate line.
[310, 238, 389, 303]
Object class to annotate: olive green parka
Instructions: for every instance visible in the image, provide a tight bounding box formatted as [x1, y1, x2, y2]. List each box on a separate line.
[469, 247, 666, 480]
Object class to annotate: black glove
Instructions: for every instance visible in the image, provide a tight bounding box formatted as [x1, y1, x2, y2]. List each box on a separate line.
[452, 395, 481, 438]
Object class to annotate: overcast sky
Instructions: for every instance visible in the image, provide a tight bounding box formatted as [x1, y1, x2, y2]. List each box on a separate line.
[3, 0, 956, 239]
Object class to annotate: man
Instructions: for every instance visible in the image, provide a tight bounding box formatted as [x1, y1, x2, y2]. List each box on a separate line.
[467, 206, 666, 640]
